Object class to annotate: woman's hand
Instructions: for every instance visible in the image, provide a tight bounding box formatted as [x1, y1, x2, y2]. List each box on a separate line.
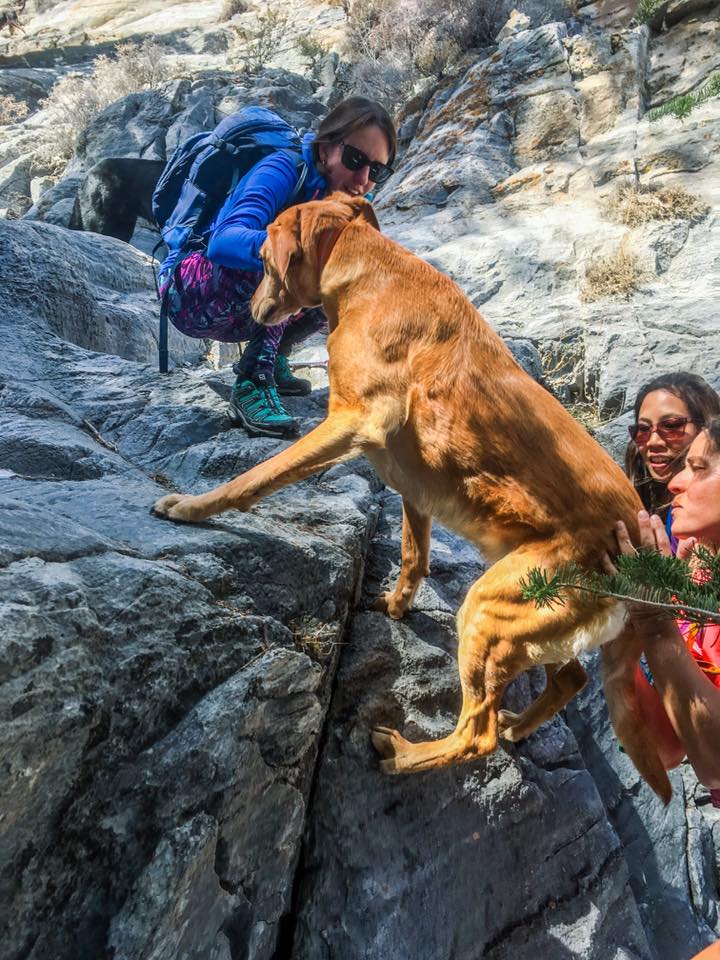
[601, 512, 697, 632]
[602, 511, 697, 575]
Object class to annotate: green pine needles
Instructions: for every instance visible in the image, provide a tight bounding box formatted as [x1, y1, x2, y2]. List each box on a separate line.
[648, 73, 720, 122]
[521, 547, 720, 626]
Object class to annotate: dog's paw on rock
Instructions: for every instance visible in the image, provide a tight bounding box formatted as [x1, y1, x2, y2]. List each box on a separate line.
[151, 493, 206, 523]
[371, 592, 408, 620]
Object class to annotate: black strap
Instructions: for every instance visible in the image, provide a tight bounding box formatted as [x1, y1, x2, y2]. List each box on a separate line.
[151, 237, 165, 298]
[159, 286, 169, 374]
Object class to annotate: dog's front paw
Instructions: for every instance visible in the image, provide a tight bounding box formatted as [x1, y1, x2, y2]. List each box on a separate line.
[152, 493, 208, 524]
[371, 591, 407, 620]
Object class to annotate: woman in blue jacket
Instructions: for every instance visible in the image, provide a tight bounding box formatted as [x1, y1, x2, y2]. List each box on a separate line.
[159, 97, 397, 438]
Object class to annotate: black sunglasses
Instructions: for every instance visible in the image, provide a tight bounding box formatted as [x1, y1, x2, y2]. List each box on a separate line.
[340, 142, 394, 185]
[628, 416, 701, 443]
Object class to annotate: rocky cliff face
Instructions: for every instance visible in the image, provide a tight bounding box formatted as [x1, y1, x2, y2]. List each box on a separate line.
[1, 2, 719, 959]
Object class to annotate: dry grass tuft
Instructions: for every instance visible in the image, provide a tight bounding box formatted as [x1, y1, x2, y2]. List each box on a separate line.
[291, 619, 341, 661]
[608, 182, 709, 226]
[0, 95, 29, 125]
[581, 238, 643, 302]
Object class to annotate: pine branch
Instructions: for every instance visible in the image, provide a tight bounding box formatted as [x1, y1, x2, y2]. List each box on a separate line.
[520, 550, 720, 627]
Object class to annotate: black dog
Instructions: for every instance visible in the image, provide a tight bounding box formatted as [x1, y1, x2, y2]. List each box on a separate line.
[70, 157, 165, 242]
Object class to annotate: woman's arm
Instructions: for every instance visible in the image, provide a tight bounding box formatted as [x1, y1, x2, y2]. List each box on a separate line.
[207, 151, 300, 271]
[634, 615, 720, 788]
[613, 516, 720, 788]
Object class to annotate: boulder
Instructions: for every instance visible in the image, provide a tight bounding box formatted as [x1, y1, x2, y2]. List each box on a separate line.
[74, 86, 184, 168]
[164, 88, 216, 155]
[646, 0, 720, 30]
[0, 219, 199, 365]
[0, 67, 56, 110]
[0, 216, 378, 960]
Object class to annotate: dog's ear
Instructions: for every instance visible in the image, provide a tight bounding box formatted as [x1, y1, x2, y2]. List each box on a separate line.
[347, 195, 380, 232]
[266, 220, 301, 284]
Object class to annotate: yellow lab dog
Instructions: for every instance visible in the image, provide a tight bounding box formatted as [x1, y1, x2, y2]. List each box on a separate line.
[153, 193, 671, 803]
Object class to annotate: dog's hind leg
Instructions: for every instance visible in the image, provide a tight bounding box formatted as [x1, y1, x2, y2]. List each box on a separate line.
[373, 591, 511, 774]
[153, 409, 364, 523]
[372, 550, 542, 774]
[372, 499, 431, 619]
[498, 659, 588, 743]
[601, 624, 672, 804]
[373, 541, 620, 777]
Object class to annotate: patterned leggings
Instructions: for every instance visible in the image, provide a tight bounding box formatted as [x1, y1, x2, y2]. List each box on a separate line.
[159, 251, 326, 378]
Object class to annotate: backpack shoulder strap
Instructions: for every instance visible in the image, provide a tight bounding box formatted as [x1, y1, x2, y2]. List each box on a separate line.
[291, 159, 308, 201]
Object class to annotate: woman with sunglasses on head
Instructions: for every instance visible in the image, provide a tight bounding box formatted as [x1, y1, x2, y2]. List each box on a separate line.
[159, 97, 397, 438]
[625, 372, 720, 545]
[612, 413, 720, 802]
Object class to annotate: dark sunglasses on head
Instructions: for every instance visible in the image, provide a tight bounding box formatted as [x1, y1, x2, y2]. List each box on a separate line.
[340, 142, 394, 185]
[628, 416, 701, 443]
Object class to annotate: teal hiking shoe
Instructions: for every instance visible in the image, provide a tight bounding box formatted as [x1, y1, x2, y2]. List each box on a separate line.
[227, 372, 298, 438]
[274, 354, 311, 396]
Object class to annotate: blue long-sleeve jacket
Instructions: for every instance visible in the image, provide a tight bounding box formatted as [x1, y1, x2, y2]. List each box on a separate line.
[204, 131, 328, 273]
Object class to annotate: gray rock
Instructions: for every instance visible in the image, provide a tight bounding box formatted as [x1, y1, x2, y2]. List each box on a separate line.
[565, 653, 720, 958]
[505, 337, 546, 383]
[0, 68, 56, 110]
[646, 8, 720, 106]
[75, 85, 185, 167]
[291, 493, 651, 960]
[107, 814, 238, 960]
[0, 153, 32, 203]
[646, 0, 720, 31]
[22, 174, 81, 221]
[0, 219, 199, 366]
[164, 89, 216, 155]
[0, 216, 378, 960]
[106, 650, 324, 960]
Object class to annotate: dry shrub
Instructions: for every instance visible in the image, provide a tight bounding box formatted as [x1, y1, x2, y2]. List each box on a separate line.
[296, 33, 330, 74]
[38, 40, 176, 162]
[290, 619, 340, 661]
[343, 0, 507, 107]
[609, 182, 709, 226]
[229, 9, 288, 74]
[581, 239, 643, 302]
[0, 94, 29, 125]
[219, 0, 248, 20]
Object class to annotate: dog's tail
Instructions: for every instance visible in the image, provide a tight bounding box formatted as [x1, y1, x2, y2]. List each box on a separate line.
[601, 621, 673, 804]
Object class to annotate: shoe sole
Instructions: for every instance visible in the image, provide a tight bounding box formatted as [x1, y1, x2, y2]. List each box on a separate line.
[226, 406, 298, 439]
[276, 384, 312, 397]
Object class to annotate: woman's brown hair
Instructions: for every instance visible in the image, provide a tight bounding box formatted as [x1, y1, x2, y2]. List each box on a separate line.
[704, 415, 720, 454]
[313, 97, 397, 168]
[625, 372, 720, 512]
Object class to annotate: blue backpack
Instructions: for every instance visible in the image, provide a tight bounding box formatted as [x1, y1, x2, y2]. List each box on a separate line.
[153, 105, 307, 372]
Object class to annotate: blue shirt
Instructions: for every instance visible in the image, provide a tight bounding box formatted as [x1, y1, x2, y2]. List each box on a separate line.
[204, 131, 328, 273]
